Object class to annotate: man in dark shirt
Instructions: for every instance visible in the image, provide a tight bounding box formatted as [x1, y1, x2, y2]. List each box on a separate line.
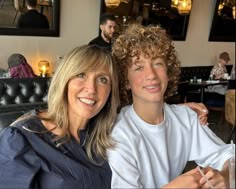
[89, 13, 116, 51]
[17, 0, 49, 29]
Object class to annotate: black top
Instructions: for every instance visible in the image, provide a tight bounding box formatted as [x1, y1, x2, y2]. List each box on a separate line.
[17, 9, 50, 29]
[88, 35, 111, 51]
[0, 111, 111, 189]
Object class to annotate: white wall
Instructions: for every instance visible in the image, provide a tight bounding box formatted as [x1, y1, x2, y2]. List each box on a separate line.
[0, 0, 101, 75]
[0, 0, 235, 75]
[174, 0, 235, 67]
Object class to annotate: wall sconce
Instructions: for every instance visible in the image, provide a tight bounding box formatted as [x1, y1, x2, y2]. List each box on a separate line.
[38, 60, 50, 77]
[105, 0, 129, 8]
[171, 0, 192, 14]
[233, 5, 235, 19]
[218, 0, 235, 19]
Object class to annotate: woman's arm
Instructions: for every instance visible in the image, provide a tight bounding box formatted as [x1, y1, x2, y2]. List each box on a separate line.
[180, 102, 208, 125]
[162, 168, 202, 189]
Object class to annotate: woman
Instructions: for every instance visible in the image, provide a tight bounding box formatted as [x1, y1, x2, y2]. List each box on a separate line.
[0, 45, 119, 188]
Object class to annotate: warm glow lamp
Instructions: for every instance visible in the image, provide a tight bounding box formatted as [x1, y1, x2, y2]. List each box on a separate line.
[218, 0, 235, 19]
[38, 60, 50, 77]
[171, 0, 192, 14]
[233, 5, 236, 19]
[105, 0, 129, 8]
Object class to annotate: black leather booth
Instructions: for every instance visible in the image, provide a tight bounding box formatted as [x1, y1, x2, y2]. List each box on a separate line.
[0, 77, 50, 132]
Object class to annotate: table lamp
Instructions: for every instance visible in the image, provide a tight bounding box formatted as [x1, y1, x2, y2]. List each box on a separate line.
[38, 60, 50, 77]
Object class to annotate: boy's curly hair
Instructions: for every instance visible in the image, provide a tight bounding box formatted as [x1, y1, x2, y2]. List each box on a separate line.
[112, 23, 181, 107]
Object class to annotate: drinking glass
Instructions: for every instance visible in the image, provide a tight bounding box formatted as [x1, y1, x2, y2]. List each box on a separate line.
[229, 156, 235, 189]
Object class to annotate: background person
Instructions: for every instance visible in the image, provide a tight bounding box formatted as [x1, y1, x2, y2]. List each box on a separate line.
[8, 53, 36, 78]
[208, 52, 231, 95]
[17, 0, 49, 29]
[88, 13, 116, 51]
[108, 24, 234, 189]
[0, 45, 119, 188]
[210, 51, 230, 80]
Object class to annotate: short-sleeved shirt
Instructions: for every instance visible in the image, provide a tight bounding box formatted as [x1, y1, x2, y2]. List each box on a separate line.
[108, 104, 234, 188]
[210, 63, 227, 79]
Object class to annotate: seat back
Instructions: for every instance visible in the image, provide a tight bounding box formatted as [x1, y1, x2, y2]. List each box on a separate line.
[225, 89, 235, 127]
[227, 79, 236, 90]
[0, 77, 50, 113]
[0, 111, 24, 132]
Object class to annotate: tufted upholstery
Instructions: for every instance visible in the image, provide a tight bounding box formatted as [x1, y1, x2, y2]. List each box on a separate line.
[0, 77, 50, 113]
[0, 77, 50, 132]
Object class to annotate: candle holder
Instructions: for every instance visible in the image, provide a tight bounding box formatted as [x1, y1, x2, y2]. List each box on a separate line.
[38, 60, 50, 77]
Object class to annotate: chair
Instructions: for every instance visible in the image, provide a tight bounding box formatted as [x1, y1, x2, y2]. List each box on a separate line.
[225, 89, 235, 143]
[0, 111, 24, 132]
[204, 92, 225, 130]
[166, 81, 189, 104]
[227, 79, 236, 90]
[13, 0, 27, 23]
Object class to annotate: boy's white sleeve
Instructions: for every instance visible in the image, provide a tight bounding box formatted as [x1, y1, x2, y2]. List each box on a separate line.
[107, 131, 143, 188]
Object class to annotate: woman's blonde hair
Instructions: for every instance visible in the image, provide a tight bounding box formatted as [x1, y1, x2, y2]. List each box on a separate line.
[46, 45, 119, 162]
[112, 24, 181, 107]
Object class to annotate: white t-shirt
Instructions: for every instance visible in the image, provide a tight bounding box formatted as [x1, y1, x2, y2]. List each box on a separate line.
[108, 103, 234, 188]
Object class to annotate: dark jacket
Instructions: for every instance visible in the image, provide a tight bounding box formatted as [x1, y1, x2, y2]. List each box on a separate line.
[89, 35, 111, 51]
[17, 9, 49, 29]
[0, 111, 111, 189]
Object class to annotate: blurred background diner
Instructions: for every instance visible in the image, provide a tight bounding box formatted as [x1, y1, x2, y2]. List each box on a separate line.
[16, 0, 50, 29]
[0, 0, 53, 28]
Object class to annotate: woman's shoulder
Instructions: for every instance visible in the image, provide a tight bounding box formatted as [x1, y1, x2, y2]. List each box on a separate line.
[11, 110, 45, 131]
[0, 123, 41, 188]
[0, 111, 48, 159]
[0, 111, 41, 145]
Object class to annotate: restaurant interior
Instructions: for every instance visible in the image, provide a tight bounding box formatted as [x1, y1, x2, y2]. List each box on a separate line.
[0, 0, 235, 171]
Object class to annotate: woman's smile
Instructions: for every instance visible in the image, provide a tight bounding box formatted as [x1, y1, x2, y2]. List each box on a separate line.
[79, 97, 96, 106]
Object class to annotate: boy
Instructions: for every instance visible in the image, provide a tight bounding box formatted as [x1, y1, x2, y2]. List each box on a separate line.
[108, 24, 234, 188]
